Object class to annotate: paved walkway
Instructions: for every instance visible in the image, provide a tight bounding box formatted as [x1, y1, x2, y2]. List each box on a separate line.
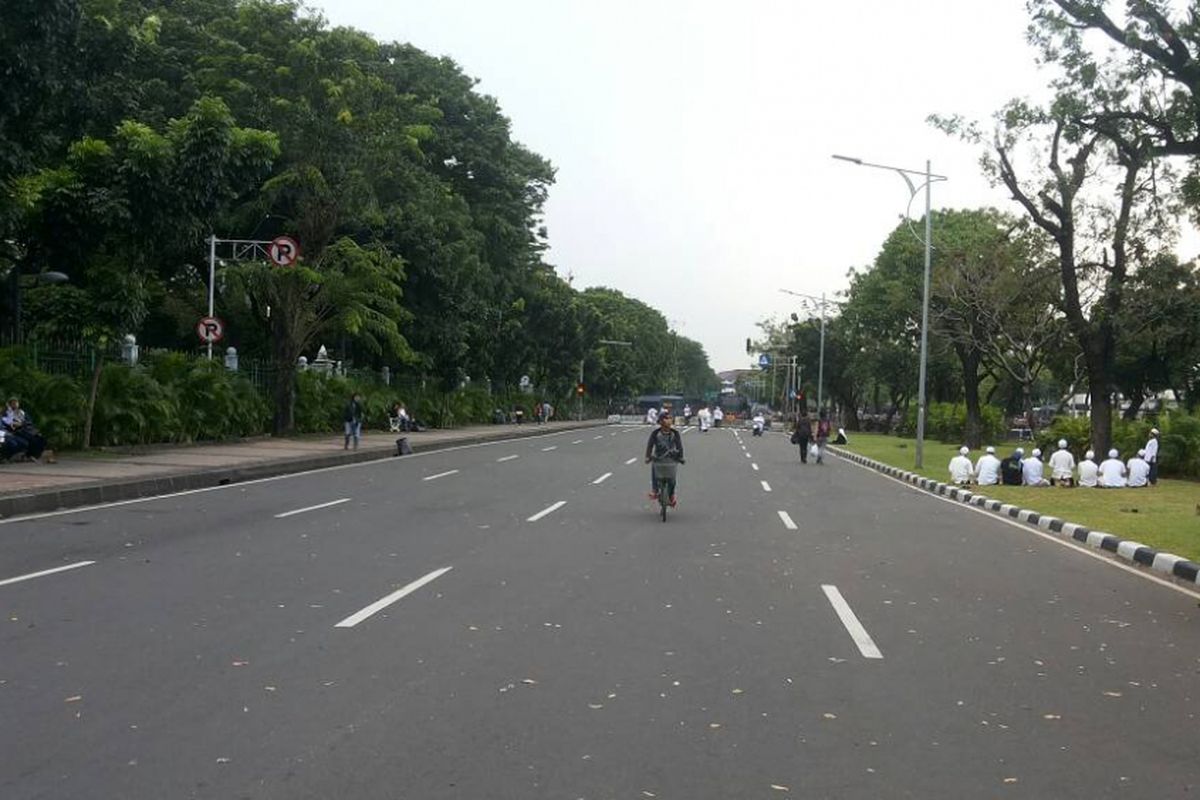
[0, 420, 609, 518]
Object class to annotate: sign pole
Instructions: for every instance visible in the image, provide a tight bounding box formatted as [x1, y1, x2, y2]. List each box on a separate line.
[207, 235, 217, 360]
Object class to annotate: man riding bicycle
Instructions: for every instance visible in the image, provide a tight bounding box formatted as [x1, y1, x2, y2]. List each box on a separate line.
[645, 410, 685, 507]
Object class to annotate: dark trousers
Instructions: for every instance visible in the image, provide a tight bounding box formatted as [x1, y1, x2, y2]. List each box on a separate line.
[1149, 461, 1159, 485]
[8, 430, 45, 459]
[797, 437, 810, 463]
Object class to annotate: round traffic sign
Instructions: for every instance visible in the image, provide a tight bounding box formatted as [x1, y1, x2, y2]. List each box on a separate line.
[268, 236, 300, 267]
[196, 316, 225, 343]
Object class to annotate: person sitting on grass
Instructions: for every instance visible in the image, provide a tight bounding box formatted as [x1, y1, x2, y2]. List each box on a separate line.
[1000, 447, 1024, 486]
[1021, 448, 1049, 486]
[1077, 450, 1099, 488]
[949, 446, 974, 486]
[1048, 439, 1076, 487]
[1098, 449, 1127, 488]
[1127, 449, 1151, 488]
[974, 446, 1001, 486]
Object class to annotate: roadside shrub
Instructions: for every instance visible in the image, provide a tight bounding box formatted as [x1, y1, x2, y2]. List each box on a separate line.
[91, 363, 179, 445]
[1037, 413, 1200, 479]
[898, 402, 1006, 445]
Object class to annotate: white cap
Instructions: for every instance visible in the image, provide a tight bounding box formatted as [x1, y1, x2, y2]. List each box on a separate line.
[1058, 439, 1068, 449]
[986, 446, 995, 454]
[959, 446, 969, 456]
[1109, 448, 1119, 458]
[1137, 449, 1146, 457]
[1151, 427, 1160, 435]
[1085, 450, 1095, 460]
[1015, 447, 1024, 455]
[1032, 448, 1042, 458]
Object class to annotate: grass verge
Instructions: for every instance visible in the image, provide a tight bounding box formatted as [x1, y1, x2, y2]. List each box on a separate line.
[840, 431, 1200, 563]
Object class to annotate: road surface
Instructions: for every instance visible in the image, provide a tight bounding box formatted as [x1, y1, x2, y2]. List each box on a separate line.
[2, 424, 1198, 798]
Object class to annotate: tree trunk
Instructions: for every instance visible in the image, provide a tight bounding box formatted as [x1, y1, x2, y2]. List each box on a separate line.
[82, 357, 103, 450]
[1022, 381, 1035, 435]
[1122, 392, 1145, 420]
[271, 314, 297, 435]
[959, 347, 983, 449]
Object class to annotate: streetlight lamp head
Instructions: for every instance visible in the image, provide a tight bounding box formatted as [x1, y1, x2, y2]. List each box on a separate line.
[831, 154, 863, 164]
[39, 271, 69, 284]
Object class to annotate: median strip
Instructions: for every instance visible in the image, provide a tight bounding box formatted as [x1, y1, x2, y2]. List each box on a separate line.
[335, 566, 453, 628]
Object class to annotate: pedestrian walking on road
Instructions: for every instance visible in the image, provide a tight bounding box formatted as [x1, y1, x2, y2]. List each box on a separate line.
[791, 410, 811, 463]
[814, 410, 831, 465]
[343, 392, 364, 450]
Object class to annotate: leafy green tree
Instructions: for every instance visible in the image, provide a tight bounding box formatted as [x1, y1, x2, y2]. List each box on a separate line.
[223, 238, 412, 433]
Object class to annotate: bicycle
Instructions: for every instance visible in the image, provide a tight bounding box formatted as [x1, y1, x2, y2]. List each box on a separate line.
[650, 458, 683, 522]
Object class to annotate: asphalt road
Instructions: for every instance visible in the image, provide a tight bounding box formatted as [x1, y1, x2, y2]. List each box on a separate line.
[2, 424, 1199, 799]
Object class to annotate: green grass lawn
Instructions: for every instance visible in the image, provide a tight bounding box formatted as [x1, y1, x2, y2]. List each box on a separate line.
[840, 432, 1200, 562]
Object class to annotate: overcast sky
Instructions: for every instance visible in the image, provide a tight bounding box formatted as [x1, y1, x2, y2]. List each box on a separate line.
[307, 0, 1178, 372]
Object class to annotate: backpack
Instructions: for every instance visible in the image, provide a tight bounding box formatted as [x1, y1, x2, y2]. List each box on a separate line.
[651, 430, 680, 461]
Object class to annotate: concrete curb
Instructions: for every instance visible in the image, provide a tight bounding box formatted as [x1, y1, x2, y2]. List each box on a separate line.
[0, 421, 611, 520]
[829, 445, 1200, 588]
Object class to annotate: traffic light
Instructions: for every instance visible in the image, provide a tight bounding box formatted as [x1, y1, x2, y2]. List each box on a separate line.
[745, 337, 752, 354]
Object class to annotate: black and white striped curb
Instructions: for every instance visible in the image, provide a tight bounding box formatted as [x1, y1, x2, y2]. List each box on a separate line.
[830, 445, 1200, 588]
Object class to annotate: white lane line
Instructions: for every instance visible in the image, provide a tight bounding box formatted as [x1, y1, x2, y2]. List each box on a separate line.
[422, 469, 460, 482]
[0, 560, 96, 589]
[593, 435, 604, 440]
[751, 463, 760, 471]
[624, 457, 638, 465]
[542, 445, 558, 452]
[777, 510, 798, 530]
[527, 500, 567, 522]
[572, 440, 584, 445]
[335, 567, 453, 628]
[761, 481, 772, 492]
[745, 453, 752, 459]
[822, 585, 883, 659]
[592, 472, 613, 485]
[497, 454, 520, 462]
[274, 498, 350, 518]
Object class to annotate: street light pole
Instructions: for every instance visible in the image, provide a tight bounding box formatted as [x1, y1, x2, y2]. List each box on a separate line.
[832, 154, 947, 469]
[817, 292, 826, 413]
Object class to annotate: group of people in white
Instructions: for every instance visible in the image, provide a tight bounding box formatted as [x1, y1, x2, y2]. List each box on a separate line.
[646, 404, 722, 432]
[949, 427, 1161, 489]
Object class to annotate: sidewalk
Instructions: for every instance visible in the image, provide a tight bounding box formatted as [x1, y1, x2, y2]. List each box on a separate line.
[0, 420, 610, 519]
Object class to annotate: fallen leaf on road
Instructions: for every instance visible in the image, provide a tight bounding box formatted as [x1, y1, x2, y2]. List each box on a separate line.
[264, 686, 276, 692]
[1003, 777, 1018, 784]
[216, 757, 231, 764]
[1103, 691, 1123, 697]
[64, 696, 82, 703]
[709, 723, 721, 729]
[232, 661, 249, 667]
[823, 713, 837, 720]
[588, 703, 604, 709]
[1043, 714, 1061, 720]
[731, 688, 744, 695]
[521, 679, 538, 686]
[770, 785, 790, 792]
